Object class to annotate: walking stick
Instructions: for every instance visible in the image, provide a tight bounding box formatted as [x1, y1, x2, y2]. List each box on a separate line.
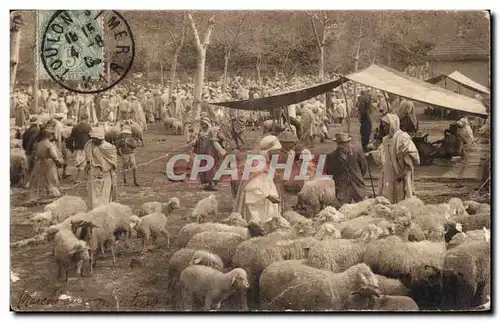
[366, 155, 376, 197]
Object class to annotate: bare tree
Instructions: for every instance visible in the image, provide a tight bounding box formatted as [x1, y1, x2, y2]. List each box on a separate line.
[216, 13, 247, 91]
[187, 13, 216, 135]
[10, 12, 23, 96]
[306, 11, 336, 81]
[165, 13, 188, 100]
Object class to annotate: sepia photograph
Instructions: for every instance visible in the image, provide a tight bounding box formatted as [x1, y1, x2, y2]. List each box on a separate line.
[9, 9, 491, 312]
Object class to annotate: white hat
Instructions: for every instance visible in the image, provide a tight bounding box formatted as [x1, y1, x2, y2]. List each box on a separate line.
[259, 135, 282, 153]
[90, 127, 105, 139]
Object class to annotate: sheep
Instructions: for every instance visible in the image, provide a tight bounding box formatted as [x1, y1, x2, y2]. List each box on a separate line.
[395, 196, 425, 212]
[52, 229, 90, 283]
[314, 206, 345, 223]
[313, 223, 342, 240]
[448, 229, 490, 249]
[338, 216, 392, 239]
[338, 196, 390, 220]
[444, 213, 490, 242]
[375, 274, 411, 297]
[138, 198, 180, 217]
[189, 195, 218, 223]
[306, 239, 367, 273]
[30, 196, 88, 234]
[180, 265, 249, 311]
[69, 202, 134, 271]
[166, 248, 224, 305]
[177, 223, 251, 247]
[463, 201, 490, 215]
[295, 178, 338, 215]
[262, 119, 274, 132]
[10, 148, 26, 188]
[345, 288, 419, 311]
[163, 117, 177, 131]
[129, 214, 170, 252]
[448, 197, 467, 216]
[232, 236, 321, 309]
[283, 210, 312, 226]
[441, 240, 490, 309]
[185, 231, 245, 267]
[220, 212, 248, 227]
[362, 235, 447, 308]
[259, 261, 380, 311]
[172, 120, 183, 135]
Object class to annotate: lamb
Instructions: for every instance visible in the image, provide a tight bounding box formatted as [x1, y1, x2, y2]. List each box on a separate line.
[30, 196, 88, 234]
[345, 288, 419, 311]
[129, 214, 170, 252]
[10, 147, 27, 188]
[177, 223, 251, 247]
[52, 229, 90, 283]
[180, 265, 249, 311]
[166, 248, 224, 305]
[362, 235, 446, 308]
[295, 178, 337, 214]
[189, 195, 218, 223]
[259, 261, 380, 311]
[441, 240, 490, 309]
[138, 198, 180, 217]
[232, 236, 321, 309]
[69, 202, 134, 272]
[314, 206, 345, 223]
[463, 201, 490, 215]
[185, 231, 245, 267]
[220, 212, 248, 227]
[283, 210, 312, 226]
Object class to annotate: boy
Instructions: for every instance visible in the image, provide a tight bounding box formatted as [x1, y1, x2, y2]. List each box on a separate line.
[116, 125, 140, 186]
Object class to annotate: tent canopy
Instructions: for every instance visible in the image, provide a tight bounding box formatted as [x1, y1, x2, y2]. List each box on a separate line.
[344, 64, 488, 116]
[425, 71, 490, 95]
[210, 63, 487, 116]
[209, 78, 346, 111]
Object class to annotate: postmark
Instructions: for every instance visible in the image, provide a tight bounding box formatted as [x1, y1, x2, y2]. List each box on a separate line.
[40, 10, 135, 94]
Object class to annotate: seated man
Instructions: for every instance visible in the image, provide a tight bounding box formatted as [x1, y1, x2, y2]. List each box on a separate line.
[432, 123, 466, 159]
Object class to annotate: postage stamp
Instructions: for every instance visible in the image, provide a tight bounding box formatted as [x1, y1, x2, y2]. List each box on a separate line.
[40, 10, 135, 94]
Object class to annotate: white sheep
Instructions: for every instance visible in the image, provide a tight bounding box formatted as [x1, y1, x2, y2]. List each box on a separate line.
[220, 212, 248, 227]
[346, 289, 419, 311]
[259, 261, 380, 311]
[313, 223, 342, 240]
[448, 197, 467, 216]
[189, 195, 218, 223]
[283, 210, 312, 226]
[30, 196, 88, 234]
[180, 265, 250, 311]
[129, 214, 170, 252]
[315, 206, 345, 223]
[138, 198, 180, 217]
[177, 222, 251, 247]
[52, 229, 90, 283]
[339, 196, 390, 220]
[463, 200, 490, 215]
[172, 120, 183, 135]
[185, 231, 245, 267]
[448, 229, 490, 249]
[166, 248, 224, 306]
[295, 178, 337, 214]
[10, 147, 27, 187]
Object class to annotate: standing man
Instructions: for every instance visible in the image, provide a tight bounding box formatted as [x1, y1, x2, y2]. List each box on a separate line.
[67, 114, 92, 184]
[325, 132, 368, 206]
[84, 127, 117, 209]
[368, 113, 420, 203]
[357, 90, 373, 152]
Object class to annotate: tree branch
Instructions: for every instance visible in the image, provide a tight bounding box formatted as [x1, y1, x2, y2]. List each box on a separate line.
[187, 13, 202, 48]
[308, 15, 322, 49]
[202, 16, 216, 48]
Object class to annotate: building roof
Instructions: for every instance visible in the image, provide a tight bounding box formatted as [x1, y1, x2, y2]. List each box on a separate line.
[426, 37, 489, 61]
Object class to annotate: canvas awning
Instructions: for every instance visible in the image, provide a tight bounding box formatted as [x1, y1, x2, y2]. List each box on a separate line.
[209, 77, 347, 111]
[425, 71, 490, 95]
[344, 64, 488, 116]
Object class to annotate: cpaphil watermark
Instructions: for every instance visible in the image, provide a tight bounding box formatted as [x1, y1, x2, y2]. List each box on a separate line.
[165, 153, 333, 182]
[40, 10, 135, 94]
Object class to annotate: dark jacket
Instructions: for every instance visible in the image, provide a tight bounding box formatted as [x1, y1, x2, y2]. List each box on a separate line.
[116, 135, 138, 155]
[22, 125, 40, 155]
[67, 122, 92, 152]
[325, 146, 368, 199]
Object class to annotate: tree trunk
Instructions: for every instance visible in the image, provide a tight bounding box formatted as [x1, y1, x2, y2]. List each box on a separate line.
[352, 23, 363, 118]
[160, 61, 164, 87]
[256, 53, 262, 96]
[191, 49, 206, 135]
[319, 46, 325, 81]
[10, 23, 21, 96]
[223, 50, 230, 92]
[169, 53, 179, 100]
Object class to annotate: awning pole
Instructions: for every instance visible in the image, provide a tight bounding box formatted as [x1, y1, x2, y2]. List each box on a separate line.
[340, 79, 350, 135]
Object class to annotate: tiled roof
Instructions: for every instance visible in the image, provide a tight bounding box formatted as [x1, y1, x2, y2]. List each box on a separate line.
[426, 37, 489, 61]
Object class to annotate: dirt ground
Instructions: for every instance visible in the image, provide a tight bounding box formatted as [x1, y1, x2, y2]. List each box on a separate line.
[10, 113, 490, 311]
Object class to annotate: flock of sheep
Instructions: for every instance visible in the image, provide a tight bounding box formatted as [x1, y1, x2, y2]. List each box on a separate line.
[19, 189, 491, 311]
